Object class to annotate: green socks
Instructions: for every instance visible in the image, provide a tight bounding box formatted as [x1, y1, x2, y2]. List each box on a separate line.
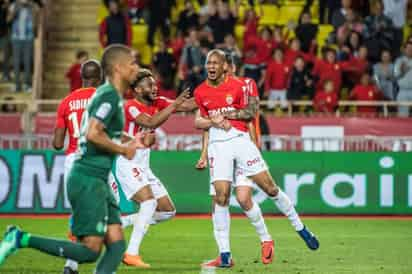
[95, 240, 126, 274]
[25, 233, 99, 263]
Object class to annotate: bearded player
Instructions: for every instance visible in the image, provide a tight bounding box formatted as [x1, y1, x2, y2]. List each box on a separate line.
[52, 60, 102, 274]
[109, 69, 197, 268]
[194, 49, 319, 268]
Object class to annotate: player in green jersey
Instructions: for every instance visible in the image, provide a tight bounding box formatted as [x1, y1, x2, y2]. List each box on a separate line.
[0, 44, 143, 274]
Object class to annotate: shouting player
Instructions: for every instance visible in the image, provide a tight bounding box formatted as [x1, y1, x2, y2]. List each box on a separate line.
[194, 49, 319, 268]
[53, 59, 102, 274]
[196, 52, 274, 266]
[0, 44, 144, 274]
[109, 69, 197, 268]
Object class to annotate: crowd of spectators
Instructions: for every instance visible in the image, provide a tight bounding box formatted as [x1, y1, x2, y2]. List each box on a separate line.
[1, 0, 412, 117]
[96, 0, 412, 116]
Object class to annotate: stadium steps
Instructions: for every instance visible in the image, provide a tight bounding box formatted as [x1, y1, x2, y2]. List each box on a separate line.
[42, 0, 100, 100]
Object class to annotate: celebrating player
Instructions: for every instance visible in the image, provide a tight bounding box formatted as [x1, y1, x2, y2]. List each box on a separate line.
[109, 69, 197, 268]
[195, 52, 274, 266]
[53, 59, 102, 274]
[0, 44, 144, 274]
[194, 49, 319, 268]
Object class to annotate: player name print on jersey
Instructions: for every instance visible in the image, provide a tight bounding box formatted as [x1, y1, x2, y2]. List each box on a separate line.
[69, 98, 91, 112]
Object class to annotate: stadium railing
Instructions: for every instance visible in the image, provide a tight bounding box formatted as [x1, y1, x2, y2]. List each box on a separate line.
[0, 100, 411, 118]
[0, 134, 411, 152]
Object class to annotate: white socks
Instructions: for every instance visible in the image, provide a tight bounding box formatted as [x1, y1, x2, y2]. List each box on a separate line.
[151, 210, 176, 224]
[121, 213, 138, 228]
[271, 189, 304, 231]
[64, 259, 78, 271]
[213, 204, 231, 253]
[245, 202, 272, 242]
[126, 199, 157, 255]
[122, 210, 176, 228]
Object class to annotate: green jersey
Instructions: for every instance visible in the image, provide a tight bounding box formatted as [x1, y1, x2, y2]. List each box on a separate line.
[75, 82, 125, 175]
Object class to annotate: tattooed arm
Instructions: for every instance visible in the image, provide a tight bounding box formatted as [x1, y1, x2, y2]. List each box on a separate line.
[224, 96, 259, 121]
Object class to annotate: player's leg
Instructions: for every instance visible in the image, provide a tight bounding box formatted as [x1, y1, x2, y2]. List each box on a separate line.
[95, 186, 126, 274]
[0, 166, 109, 267]
[123, 170, 176, 226]
[234, 171, 274, 264]
[203, 141, 234, 268]
[248, 170, 319, 250]
[63, 154, 79, 274]
[112, 158, 156, 267]
[237, 136, 319, 250]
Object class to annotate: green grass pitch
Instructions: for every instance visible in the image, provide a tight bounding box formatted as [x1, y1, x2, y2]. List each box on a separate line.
[0, 217, 411, 274]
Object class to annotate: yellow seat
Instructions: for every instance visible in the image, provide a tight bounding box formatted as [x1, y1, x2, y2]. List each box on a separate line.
[139, 45, 153, 65]
[97, 4, 109, 24]
[235, 24, 245, 47]
[278, 5, 303, 25]
[132, 24, 148, 47]
[257, 4, 279, 26]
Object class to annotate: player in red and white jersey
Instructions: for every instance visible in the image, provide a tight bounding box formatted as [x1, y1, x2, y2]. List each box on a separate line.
[109, 69, 196, 268]
[52, 60, 102, 274]
[194, 49, 319, 268]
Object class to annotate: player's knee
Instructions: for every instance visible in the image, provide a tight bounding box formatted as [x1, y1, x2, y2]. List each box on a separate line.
[215, 194, 229, 206]
[79, 247, 100, 263]
[237, 195, 253, 211]
[265, 184, 279, 198]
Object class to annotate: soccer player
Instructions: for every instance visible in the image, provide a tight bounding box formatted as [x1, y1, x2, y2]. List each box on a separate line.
[109, 68, 197, 268]
[53, 59, 103, 274]
[194, 49, 319, 268]
[196, 52, 274, 266]
[0, 44, 144, 274]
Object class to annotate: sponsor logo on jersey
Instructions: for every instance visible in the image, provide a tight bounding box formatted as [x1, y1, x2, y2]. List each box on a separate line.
[208, 106, 235, 116]
[226, 94, 233, 105]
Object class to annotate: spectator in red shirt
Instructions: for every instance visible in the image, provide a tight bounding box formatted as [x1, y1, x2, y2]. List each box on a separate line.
[350, 72, 383, 114]
[284, 38, 314, 67]
[313, 79, 338, 113]
[342, 45, 369, 89]
[243, 26, 276, 92]
[243, 6, 262, 45]
[265, 48, 291, 109]
[99, 0, 132, 47]
[65, 50, 88, 92]
[313, 47, 343, 94]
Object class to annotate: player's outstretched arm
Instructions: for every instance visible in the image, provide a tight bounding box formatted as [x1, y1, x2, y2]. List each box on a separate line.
[224, 96, 259, 121]
[136, 90, 191, 128]
[52, 128, 66, 150]
[87, 118, 142, 160]
[196, 130, 209, 169]
[175, 91, 198, 112]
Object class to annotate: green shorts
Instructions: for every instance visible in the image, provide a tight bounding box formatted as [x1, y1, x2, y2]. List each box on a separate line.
[67, 162, 121, 237]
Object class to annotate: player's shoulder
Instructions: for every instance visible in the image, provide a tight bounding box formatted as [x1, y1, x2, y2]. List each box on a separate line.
[94, 83, 120, 102]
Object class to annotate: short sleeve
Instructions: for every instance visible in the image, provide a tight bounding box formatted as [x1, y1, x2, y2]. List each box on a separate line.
[55, 100, 66, 129]
[90, 92, 119, 128]
[155, 97, 173, 110]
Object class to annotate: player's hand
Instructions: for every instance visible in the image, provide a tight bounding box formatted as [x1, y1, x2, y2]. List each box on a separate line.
[221, 119, 232, 131]
[196, 156, 208, 169]
[123, 133, 146, 160]
[210, 114, 224, 127]
[143, 132, 156, 147]
[173, 89, 191, 107]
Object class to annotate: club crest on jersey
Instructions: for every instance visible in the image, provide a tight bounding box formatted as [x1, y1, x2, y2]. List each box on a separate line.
[226, 94, 233, 105]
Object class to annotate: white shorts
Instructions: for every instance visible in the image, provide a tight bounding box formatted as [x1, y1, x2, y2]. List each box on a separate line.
[64, 153, 77, 181]
[111, 156, 169, 201]
[208, 133, 268, 184]
[209, 166, 255, 195]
